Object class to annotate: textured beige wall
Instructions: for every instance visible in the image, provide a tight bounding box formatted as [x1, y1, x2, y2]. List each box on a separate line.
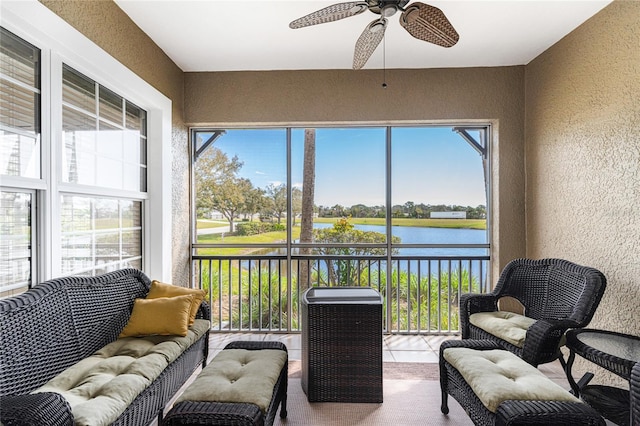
[185, 67, 527, 278]
[525, 0, 640, 386]
[39, 0, 192, 286]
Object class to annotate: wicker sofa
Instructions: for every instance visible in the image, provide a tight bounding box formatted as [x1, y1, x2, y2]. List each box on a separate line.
[0, 268, 210, 426]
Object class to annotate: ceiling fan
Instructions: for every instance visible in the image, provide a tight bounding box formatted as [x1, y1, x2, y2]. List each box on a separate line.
[289, 0, 459, 70]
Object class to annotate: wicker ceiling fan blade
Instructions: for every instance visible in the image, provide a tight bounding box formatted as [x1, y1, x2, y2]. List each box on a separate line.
[289, 1, 369, 29]
[400, 2, 459, 47]
[353, 18, 387, 70]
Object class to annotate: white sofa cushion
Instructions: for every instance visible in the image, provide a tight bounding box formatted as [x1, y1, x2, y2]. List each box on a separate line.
[33, 319, 210, 426]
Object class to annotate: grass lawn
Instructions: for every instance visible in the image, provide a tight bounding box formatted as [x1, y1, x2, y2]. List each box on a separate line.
[196, 228, 303, 256]
[196, 220, 230, 229]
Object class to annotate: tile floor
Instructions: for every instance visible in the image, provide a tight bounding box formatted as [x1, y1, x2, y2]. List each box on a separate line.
[152, 332, 570, 426]
[208, 332, 460, 363]
[208, 332, 568, 382]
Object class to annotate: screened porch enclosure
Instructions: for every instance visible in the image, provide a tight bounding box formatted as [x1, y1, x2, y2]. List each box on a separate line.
[191, 126, 491, 334]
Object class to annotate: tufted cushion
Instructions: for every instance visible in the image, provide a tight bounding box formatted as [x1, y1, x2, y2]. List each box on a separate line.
[469, 311, 536, 348]
[32, 319, 210, 426]
[177, 348, 287, 413]
[444, 347, 580, 413]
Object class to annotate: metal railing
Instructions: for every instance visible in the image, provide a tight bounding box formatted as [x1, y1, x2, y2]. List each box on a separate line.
[192, 253, 490, 334]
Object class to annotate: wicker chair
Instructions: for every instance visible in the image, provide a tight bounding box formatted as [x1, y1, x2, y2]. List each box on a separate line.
[459, 258, 606, 367]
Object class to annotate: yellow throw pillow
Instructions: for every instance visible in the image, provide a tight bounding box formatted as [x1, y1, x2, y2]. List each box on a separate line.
[147, 280, 206, 325]
[119, 294, 194, 338]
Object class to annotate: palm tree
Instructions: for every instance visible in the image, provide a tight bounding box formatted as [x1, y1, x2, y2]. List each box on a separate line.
[299, 129, 315, 291]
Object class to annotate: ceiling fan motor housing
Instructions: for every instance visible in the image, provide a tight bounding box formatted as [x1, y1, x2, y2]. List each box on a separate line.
[368, 0, 411, 15]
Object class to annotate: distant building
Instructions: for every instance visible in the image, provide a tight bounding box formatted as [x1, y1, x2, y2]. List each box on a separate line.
[430, 211, 467, 219]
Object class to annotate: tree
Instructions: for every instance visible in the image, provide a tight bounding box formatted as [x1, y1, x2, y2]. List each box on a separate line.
[299, 129, 316, 291]
[331, 204, 346, 217]
[194, 146, 249, 232]
[404, 201, 415, 217]
[242, 187, 267, 221]
[266, 183, 287, 224]
[209, 177, 252, 232]
[312, 217, 400, 286]
[291, 187, 303, 226]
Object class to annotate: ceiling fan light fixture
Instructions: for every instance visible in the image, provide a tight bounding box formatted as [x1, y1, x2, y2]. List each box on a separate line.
[380, 4, 399, 17]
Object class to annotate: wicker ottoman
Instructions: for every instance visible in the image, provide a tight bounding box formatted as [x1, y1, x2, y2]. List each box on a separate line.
[439, 340, 605, 425]
[163, 341, 288, 426]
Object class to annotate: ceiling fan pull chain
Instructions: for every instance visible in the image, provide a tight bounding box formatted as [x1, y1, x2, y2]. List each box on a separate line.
[382, 34, 387, 88]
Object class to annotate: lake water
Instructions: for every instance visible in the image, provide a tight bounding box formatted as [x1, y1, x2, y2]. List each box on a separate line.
[309, 223, 490, 287]
[311, 223, 489, 257]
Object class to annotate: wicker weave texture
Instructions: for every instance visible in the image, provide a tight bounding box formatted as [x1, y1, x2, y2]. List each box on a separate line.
[439, 340, 606, 426]
[459, 258, 607, 366]
[163, 341, 288, 426]
[0, 268, 209, 426]
[631, 363, 640, 426]
[0, 392, 74, 426]
[0, 268, 150, 396]
[566, 329, 640, 380]
[301, 297, 383, 403]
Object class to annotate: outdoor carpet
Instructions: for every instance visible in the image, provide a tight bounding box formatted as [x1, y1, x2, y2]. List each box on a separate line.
[277, 361, 472, 425]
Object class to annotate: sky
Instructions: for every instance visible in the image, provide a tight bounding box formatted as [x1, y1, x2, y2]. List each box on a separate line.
[198, 126, 487, 208]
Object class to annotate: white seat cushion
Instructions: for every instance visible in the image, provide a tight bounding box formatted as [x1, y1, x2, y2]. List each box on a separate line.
[444, 347, 580, 412]
[33, 319, 210, 426]
[177, 348, 287, 413]
[469, 311, 536, 348]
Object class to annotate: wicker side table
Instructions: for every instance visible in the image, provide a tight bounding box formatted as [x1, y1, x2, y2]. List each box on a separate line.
[565, 329, 640, 426]
[301, 287, 383, 403]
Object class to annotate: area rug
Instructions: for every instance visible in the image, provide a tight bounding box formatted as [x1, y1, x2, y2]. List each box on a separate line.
[288, 360, 441, 381]
[273, 378, 472, 426]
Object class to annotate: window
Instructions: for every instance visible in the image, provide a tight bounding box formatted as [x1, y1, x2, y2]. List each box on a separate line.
[60, 65, 147, 276]
[391, 127, 488, 254]
[0, 0, 176, 293]
[62, 65, 147, 192]
[60, 195, 142, 276]
[192, 126, 489, 256]
[0, 190, 34, 291]
[0, 27, 40, 294]
[0, 28, 40, 179]
[191, 126, 491, 332]
[1, 2, 173, 291]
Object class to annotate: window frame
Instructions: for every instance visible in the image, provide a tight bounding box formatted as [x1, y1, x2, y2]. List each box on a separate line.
[1, 0, 173, 286]
[190, 124, 492, 255]
[0, 187, 37, 292]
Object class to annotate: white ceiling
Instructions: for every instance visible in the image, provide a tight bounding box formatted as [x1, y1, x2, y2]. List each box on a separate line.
[114, 0, 612, 72]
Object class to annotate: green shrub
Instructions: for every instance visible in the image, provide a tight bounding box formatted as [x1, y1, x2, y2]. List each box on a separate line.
[236, 222, 285, 236]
